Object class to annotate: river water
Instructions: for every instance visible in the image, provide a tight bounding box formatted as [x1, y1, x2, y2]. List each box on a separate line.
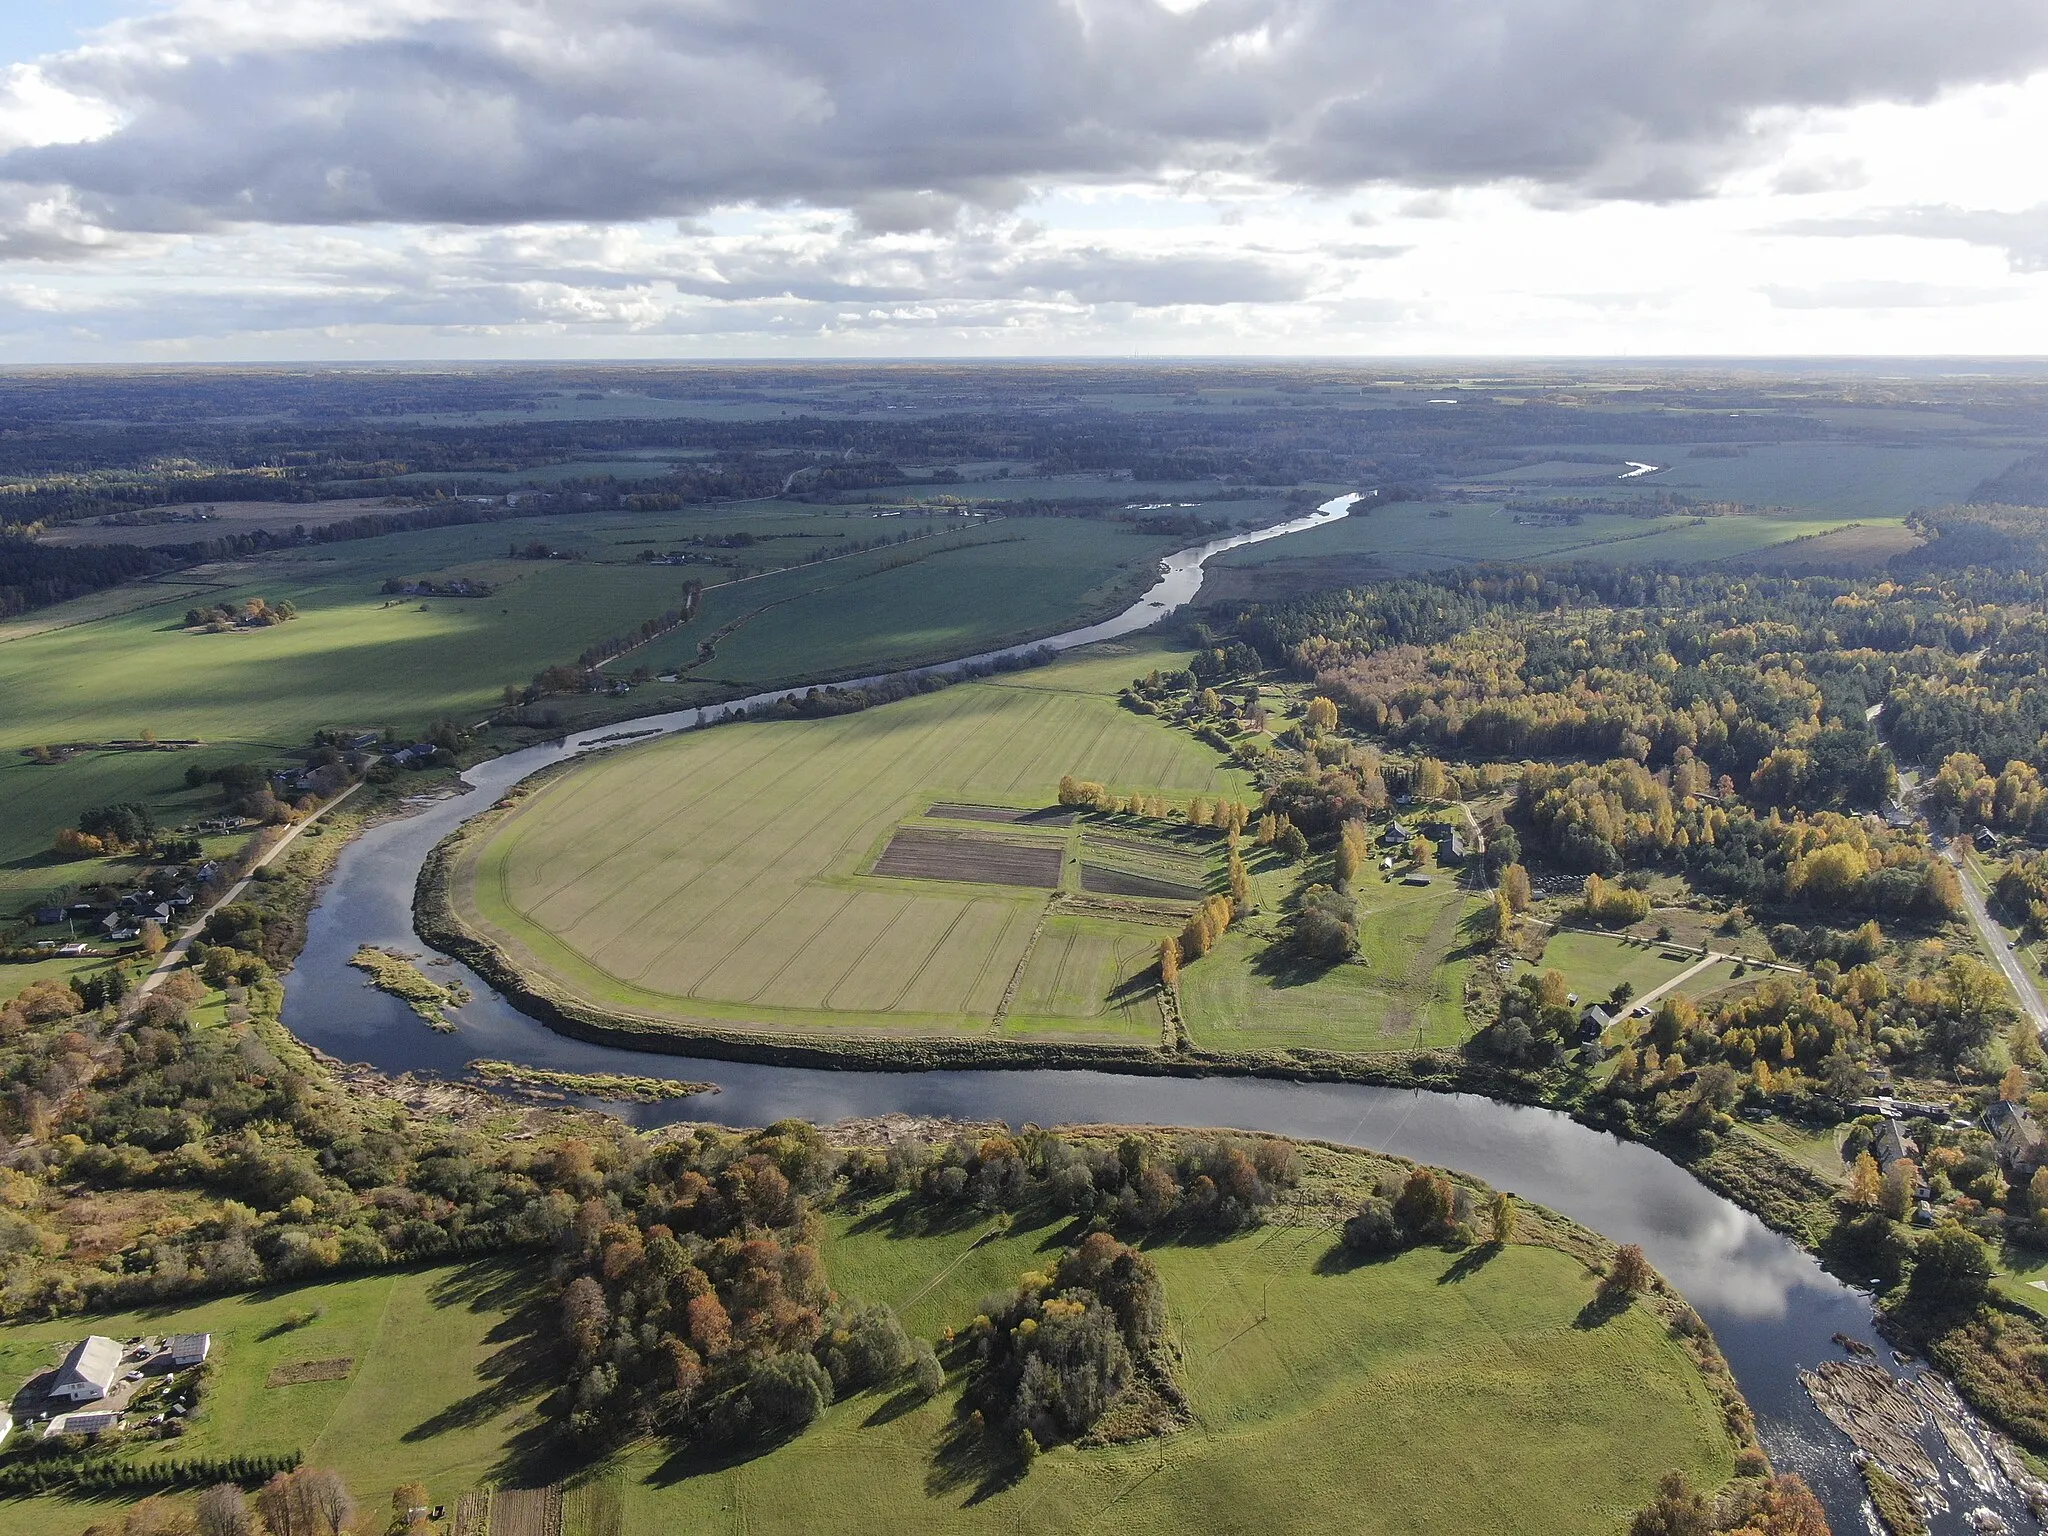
[282, 493, 2031, 1533]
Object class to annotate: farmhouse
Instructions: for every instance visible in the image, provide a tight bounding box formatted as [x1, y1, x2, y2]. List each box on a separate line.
[168, 1332, 212, 1367]
[1983, 1101, 2044, 1174]
[1872, 1117, 1918, 1175]
[1379, 819, 1414, 848]
[50, 1335, 121, 1402]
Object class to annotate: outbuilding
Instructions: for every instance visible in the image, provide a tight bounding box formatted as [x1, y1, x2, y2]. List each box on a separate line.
[49, 1336, 121, 1403]
[168, 1332, 211, 1368]
[45, 1409, 120, 1439]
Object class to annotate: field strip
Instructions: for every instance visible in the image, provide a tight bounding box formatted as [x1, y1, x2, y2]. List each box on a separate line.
[991, 898, 1058, 1029]
[736, 885, 859, 1004]
[814, 898, 922, 1012]
[874, 900, 976, 1013]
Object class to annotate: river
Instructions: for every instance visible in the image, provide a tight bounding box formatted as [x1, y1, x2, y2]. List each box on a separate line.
[281, 492, 2029, 1533]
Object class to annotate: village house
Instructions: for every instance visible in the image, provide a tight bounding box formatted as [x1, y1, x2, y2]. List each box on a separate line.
[49, 1336, 121, 1403]
[168, 1332, 212, 1368]
[1983, 1100, 2044, 1174]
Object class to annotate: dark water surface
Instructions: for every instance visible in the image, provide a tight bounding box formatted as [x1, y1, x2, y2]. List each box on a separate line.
[282, 497, 2027, 1533]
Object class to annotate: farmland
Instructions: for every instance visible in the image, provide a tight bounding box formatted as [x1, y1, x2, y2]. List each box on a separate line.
[0, 508, 1194, 913]
[456, 640, 1246, 1043]
[1200, 497, 1914, 602]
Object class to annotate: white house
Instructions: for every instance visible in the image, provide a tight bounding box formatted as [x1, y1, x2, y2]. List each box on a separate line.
[168, 1332, 211, 1368]
[0, 1407, 12, 1448]
[49, 1336, 122, 1403]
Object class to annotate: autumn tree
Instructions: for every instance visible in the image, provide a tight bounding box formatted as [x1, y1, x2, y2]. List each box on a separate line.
[1304, 696, 1339, 735]
[1276, 821, 1309, 861]
[1846, 1152, 1882, 1209]
[1500, 863, 1532, 913]
[1188, 795, 1210, 828]
[1414, 757, 1448, 802]
[1880, 1158, 1919, 1221]
[1334, 819, 1369, 888]
[391, 1482, 431, 1534]
[1628, 1471, 1713, 1536]
[1489, 1191, 1516, 1247]
[1487, 889, 1516, 944]
[140, 919, 167, 957]
[1228, 850, 1251, 910]
[1604, 1244, 1653, 1300]
[195, 1486, 253, 1536]
[1158, 937, 1180, 988]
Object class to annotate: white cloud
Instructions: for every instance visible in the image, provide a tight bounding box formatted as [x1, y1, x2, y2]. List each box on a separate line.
[0, 1, 2047, 355]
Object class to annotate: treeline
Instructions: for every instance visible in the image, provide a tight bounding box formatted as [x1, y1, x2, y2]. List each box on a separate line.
[728, 646, 1057, 722]
[0, 1449, 301, 1494]
[0, 537, 173, 618]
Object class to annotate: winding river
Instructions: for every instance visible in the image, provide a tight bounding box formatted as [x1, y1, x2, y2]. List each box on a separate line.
[282, 493, 2027, 1533]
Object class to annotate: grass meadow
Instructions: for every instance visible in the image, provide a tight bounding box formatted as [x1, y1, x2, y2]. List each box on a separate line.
[0, 1259, 556, 1536]
[462, 641, 1244, 1039]
[0, 1190, 1739, 1536]
[1180, 871, 1487, 1053]
[1201, 498, 1914, 602]
[594, 1199, 1735, 1536]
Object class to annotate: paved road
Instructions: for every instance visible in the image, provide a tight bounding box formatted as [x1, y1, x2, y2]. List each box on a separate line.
[130, 781, 363, 1006]
[1950, 841, 2048, 1035]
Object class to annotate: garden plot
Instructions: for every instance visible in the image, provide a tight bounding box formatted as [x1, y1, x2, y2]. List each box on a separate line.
[871, 828, 1064, 888]
[924, 800, 1078, 826]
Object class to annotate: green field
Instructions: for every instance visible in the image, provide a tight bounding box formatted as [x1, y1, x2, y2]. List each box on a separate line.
[605, 1202, 1735, 1536]
[0, 511, 1186, 913]
[461, 641, 1245, 1039]
[0, 1191, 1738, 1536]
[0, 1259, 555, 1536]
[1180, 873, 1487, 1053]
[1514, 930, 1747, 1014]
[1202, 498, 1910, 601]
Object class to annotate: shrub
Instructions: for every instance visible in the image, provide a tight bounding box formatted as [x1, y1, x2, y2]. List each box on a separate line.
[745, 1350, 834, 1432]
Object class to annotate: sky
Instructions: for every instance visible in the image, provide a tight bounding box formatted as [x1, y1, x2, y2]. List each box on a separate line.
[4, 0, 2048, 361]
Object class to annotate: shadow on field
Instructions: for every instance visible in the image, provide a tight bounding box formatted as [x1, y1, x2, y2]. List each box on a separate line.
[926, 1405, 1026, 1505]
[1574, 1287, 1633, 1330]
[862, 1380, 930, 1429]
[401, 1260, 566, 1485]
[843, 1192, 996, 1242]
[1437, 1242, 1502, 1284]
[1249, 942, 1355, 989]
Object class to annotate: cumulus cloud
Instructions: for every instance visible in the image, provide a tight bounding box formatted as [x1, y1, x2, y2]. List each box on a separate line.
[4, 0, 2047, 243]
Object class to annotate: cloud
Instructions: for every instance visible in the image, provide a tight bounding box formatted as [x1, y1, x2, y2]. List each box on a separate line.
[1773, 203, 2048, 272]
[1763, 279, 2023, 309]
[4, 0, 2048, 247]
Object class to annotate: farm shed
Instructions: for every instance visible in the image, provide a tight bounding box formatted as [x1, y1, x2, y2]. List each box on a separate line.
[169, 1332, 212, 1367]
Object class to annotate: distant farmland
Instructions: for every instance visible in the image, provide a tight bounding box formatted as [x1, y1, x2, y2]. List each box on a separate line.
[458, 642, 1247, 1040]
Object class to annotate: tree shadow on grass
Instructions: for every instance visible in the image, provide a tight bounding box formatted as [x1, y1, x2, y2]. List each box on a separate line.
[401, 1282, 567, 1486]
[1574, 1287, 1634, 1330]
[925, 1406, 1026, 1506]
[1311, 1240, 1400, 1276]
[1436, 1242, 1501, 1284]
[1248, 942, 1358, 990]
[862, 1382, 931, 1429]
[844, 1193, 994, 1242]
